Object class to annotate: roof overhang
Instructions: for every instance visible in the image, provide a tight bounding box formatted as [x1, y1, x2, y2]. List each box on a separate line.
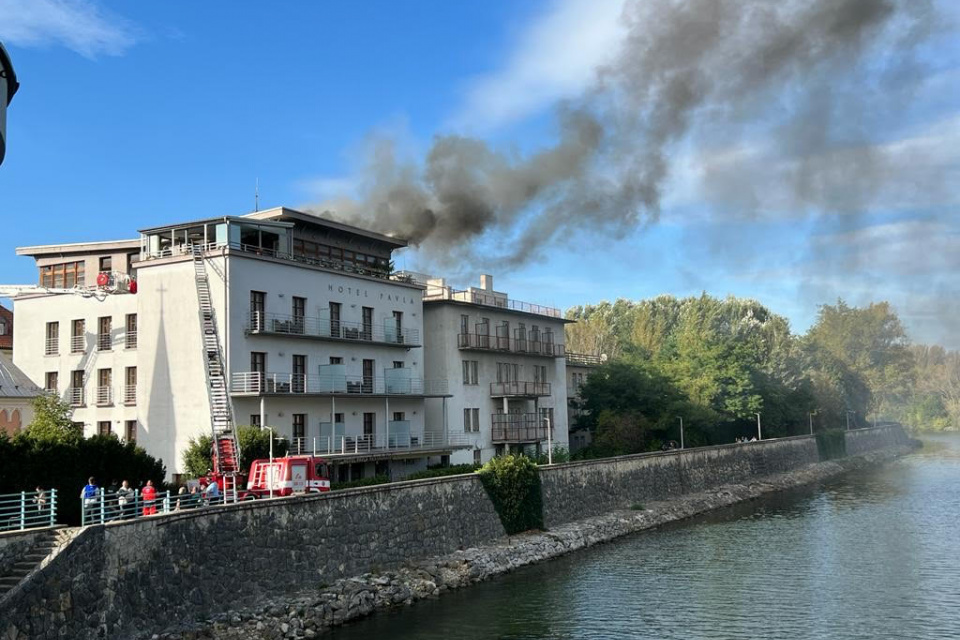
[244, 207, 408, 249]
[16, 239, 141, 257]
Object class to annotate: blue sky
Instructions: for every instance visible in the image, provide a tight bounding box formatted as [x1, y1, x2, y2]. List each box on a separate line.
[1, 0, 958, 348]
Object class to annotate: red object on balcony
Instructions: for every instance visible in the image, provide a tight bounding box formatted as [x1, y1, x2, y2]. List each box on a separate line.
[96, 272, 109, 286]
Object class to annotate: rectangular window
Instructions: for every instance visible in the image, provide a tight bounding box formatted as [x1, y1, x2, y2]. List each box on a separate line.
[329, 302, 341, 337]
[124, 366, 137, 404]
[363, 412, 376, 441]
[362, 306, 374, 340]
[393, 411, 405, 422]
[250, 290, 266, 330]
[125, 314, 137, 349]
[463, 408, 480, 433]
[392, 311, 403, 343]
[534, 365, 547, 383]
[292, 296, 306, 333]
[393, 361, 404, 369]
[45, 371, 58, 393]
[97, 316, 112, 351]
[293, 414, 306, 440]
[362, 359, 375, 393]
[250, 414, 261, 427]
[71, 319, 85, 353]
[40, 261, 84, 288]
[292, 354, 306, 393]
[98, 421, 111, 436]
[125, 420, 137, 443]
[462, 360, 478, 385]
[45, 322, 59, 355]
[334, 412, 344, 425]
[329, 356, 343, 365]
[461, 314, 469, 335]
[99, 256, 112, 271]
[474, 449, 482, 464]
[97, 368, 112, 405]
[472, 408, 479, 433]
[250, 352, 267, 373]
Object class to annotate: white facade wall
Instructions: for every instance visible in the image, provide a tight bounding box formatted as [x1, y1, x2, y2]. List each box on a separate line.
[423, 303, 569, 465]
[12, 293, 139, 440]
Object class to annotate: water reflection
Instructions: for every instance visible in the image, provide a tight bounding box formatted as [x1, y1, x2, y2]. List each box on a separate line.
[331, 435, 960, 640]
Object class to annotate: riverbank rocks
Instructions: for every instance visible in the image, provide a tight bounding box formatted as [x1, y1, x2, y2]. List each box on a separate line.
[160, 446, 914, 640]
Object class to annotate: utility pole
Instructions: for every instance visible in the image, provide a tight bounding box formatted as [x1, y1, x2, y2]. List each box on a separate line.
[756, 413, 762, 440]
[808, 412, 814, 435]
[546, 414, 553, 465]
[679, 416, 684, 450]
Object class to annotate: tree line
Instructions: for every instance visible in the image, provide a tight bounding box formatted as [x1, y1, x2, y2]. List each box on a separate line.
[566, 295, 957, 457]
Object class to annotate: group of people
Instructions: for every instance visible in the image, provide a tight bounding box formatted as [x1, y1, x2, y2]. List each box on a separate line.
[80, 476, 224, 522]
[734, 436, 758, 443]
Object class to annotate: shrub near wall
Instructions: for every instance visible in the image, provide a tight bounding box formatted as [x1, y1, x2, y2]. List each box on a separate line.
[477, 455, 544, 534]
[816, 430, 847, 461]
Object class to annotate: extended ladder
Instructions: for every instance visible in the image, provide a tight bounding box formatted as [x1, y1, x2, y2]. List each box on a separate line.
[191, 245, 241, 502]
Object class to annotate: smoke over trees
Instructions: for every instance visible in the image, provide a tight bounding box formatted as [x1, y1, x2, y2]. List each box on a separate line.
[311, 0, 939, 269]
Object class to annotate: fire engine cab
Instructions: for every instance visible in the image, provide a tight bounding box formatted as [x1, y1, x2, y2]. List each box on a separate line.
[240, 455, 332, 499]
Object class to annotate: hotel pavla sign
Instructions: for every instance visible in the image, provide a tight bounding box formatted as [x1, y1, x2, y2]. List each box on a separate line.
[328, 284, 417, 305]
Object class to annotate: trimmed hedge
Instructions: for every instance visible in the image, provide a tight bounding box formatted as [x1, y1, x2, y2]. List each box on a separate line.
[816, 429, 847, 461]
[330, 475, 390, 491]
[476, 455, 544, 534]
[404, 463, 480, 481]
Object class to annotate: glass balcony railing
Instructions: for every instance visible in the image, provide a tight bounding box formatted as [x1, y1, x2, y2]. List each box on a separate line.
[231, 372, 448, 396]
[247, 311, 419, 346]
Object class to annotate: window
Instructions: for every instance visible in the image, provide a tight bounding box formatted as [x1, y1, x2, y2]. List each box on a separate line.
[45, 371, 58, 393]
[293, 414, 306, 440]
[393, 361, 404, 369]
[463, 408, 480, 433]
[125, 314, 137, 349]
[250, 352, 267, 373]
[462, 360, 478, 385]
[71, 319, 85, 353]
[393, 412, 405, 421]
[334, 412, 344, 424]
[362, 359, 375, 393]
[97, 316, 112, 351]
[362, 306, 374, 340]
[496, 362, 519, 384]
[534, 365, 547, 383]
[329, 356, 343, 365]
[125, 420, 137, 443]
[124, 367, 137, 404]
[392, 311, 403, 343]
[71, 421, 84, 432]
[45, 322, 59, 355]
[0, 318, 6, 335]
[250, 414, 261, 427]
[363, 412, 376, 440]
[291, 296, 306, 333]
[99, 256, 112, 271]
[250, 291, 266, 330]
[460, 314, 469, 335]
[329, 302, 341, 337]
[97, 368, 112, 405]
[292, 355, 306, 393]
[40, 261, 84, 288]
[98, 421, 111, 436]
[474, 449, 482, 465]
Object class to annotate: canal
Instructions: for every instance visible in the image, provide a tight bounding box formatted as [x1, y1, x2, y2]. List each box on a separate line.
[330, 435, 960, 639]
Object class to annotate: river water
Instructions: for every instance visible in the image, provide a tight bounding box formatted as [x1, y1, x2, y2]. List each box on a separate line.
[330, 435, 960, 640]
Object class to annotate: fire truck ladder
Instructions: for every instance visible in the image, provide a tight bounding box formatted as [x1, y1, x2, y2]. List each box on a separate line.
[191, 245, 241, 502]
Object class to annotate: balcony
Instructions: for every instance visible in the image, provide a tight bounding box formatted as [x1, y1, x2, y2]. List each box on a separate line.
[125, 330, 138, 350]
[71, 336, 85, 353]
[97, 333, 112, 351]
[96, 386, 113, 406]
[457, 333, 564, 358]
[230, 372, 449, 397]
[423, 285, 562, 319]
[489, 381, 551, 397]
[247, 311, 420, 347]
[291, 429, 475, 457]
[491, 413, 554, 444]
[44, 338, 58, 356]
[566, 352, 604, 367]
[123, 384, 137, 405]
[66, 387, 84, 407]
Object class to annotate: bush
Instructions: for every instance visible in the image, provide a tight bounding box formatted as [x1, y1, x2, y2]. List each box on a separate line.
[816, 429, 847, 461]
[405, 463, 480, 481]
[476, 455, 544, 534]
[330, 475, 390, 491]
[532, 445, 571, 465]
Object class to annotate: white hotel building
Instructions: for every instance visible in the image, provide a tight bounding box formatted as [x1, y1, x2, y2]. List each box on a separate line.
[12, 207, 572, 481]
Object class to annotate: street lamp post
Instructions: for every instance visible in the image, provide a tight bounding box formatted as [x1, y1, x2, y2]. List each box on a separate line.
[679, 417, 684, 450]
[846, 411, 854, 431]
[808, 412, 814, 436]
[756, 413, 762, 441]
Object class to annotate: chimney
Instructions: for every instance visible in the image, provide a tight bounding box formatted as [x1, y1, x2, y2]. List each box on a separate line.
[480, 274, 493, 291]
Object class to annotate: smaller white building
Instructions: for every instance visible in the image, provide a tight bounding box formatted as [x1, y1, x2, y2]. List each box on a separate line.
[421, 274, 571, 465]
[0, 352, 41, 437]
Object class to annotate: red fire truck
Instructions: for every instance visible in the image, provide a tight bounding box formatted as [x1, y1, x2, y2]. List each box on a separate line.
[238, 455, 332, 499]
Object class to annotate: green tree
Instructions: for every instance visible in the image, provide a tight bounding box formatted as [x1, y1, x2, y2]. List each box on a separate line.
[23, 394, 82, 444]
[181, 426, 289, 478]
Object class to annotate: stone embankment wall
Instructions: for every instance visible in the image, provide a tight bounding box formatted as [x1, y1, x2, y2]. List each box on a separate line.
[845, 424, 912, 456]
[0, 425, 910, 640]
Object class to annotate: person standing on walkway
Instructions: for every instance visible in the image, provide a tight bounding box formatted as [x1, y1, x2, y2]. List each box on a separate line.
[116, 480, 134, 520]
[141, 480, 157, 516]
[80, 477, 98, 523]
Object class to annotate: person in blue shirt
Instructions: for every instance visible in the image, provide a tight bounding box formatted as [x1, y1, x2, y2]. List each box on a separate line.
[80, 477, 98, 522]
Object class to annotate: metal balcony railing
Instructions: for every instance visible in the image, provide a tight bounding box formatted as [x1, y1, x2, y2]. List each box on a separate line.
[66, 387, 84, 407]
[97, 333, 112, 351]
[123, 385, 137, 405]
[247, 311, 420, 346]
[71, 335, 85, 353]
[96, 386, 113, 406]
[491, 413, 554, 443]
[231, 372, 449, 396]
[45, 337, 58, 356]
[489, 381, 552, 397]
[457, 333, 564, 357]
[290, 431, 476, 457]
[125, 330, 138, 350]
[423, 285, 562, 318]
[0, 489, 58, 532]
[565, 352, 604, 366]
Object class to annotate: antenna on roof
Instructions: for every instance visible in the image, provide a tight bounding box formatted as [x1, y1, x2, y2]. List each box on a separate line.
[254, 177, 260, 212]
